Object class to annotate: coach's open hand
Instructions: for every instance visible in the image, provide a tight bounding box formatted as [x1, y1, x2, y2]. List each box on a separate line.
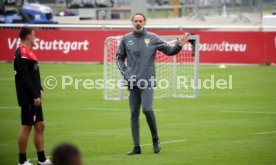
[178, 32, 190, 46]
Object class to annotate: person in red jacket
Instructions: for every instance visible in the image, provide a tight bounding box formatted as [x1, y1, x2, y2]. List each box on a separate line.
[14, 27, 51, 165]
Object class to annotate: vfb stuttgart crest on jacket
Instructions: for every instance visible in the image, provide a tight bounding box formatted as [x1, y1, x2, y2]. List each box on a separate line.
[144, 38, 150, 46]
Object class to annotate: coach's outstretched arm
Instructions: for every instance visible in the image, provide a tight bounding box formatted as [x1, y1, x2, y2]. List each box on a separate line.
[116, 37, 127, 77]
[156, 32, 190, 56]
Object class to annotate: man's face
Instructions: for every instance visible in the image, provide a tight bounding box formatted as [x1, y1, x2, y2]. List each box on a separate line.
[132, 15, 146, 33]
[26, 31, 35, 47]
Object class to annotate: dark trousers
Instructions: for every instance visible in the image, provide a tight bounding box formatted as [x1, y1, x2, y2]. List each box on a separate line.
[128, 86, 159, 147]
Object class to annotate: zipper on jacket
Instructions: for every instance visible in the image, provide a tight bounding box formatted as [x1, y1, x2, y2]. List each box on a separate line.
[137, 34, 140, 79]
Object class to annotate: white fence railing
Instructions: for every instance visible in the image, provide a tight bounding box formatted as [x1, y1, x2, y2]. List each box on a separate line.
[1, 24, 276, 31]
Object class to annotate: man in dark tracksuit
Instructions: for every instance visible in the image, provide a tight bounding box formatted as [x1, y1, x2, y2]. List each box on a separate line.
[116, 13, 190, 155]
[14, 27, 51, 165]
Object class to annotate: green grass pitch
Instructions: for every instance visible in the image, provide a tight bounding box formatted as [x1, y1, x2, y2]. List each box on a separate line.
[0, 63, 276, 165]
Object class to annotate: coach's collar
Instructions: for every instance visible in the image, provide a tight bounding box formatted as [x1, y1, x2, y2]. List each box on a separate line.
[133, 28, 148, 36]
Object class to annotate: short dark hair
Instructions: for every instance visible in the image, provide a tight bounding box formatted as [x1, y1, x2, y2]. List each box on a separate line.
[52, 143, 81, 165]
[131, 13, 146, 22]
[19, 27, 33, 41]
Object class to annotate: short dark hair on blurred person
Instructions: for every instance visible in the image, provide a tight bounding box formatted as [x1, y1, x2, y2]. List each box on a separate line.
[52, 143, 82, 165]
[19, 27, 33, 41]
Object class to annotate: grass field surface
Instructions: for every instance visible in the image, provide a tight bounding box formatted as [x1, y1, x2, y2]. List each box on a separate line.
[0, 63, 275, 165]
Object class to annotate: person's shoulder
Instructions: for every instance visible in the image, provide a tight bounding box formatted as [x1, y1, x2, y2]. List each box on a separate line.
[121, 32, 135, 42]
[14, 47, 22, 60]
[147, 31, 157, 36]
[15, 47, 21, 54]
[123, 32, 134, 38]
[146, 31, 159, 39]
[19, 45, 38, 61]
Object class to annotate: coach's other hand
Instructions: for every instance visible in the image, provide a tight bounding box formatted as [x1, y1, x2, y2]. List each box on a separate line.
[178, 32, 190, 46]
[34, 97, 41, 107]
[40, 90, 44, 99]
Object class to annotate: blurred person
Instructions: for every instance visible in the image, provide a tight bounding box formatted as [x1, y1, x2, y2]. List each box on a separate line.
[14, 27, 51, 165]
[52, 143, 82, 165]
[116, 13, 190, 155]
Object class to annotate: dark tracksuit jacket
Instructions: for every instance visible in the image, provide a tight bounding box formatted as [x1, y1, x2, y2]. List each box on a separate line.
[116, 29, 183, 86]
[14, 44, 43, 106]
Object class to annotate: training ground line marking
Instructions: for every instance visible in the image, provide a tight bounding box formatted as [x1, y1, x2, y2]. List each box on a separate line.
[221, 110, 276, 115]
[0, 106, 19, 109]
[83, 107, 129, 111]
[141, 139, 188, 147]
[29, 156, 51, 161]
[0, 77, 13, 80]
[0, 73, 101, 81]
[0, 107, 163, 111]
[256, 131, 276, 135]
[83, 107, 163, 111]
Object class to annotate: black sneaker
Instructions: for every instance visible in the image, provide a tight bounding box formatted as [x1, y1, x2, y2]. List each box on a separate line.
[127, 146, 141, 155]
[153, 139, 161, 153]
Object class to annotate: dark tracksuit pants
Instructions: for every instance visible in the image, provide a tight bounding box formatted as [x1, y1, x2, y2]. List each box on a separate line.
[129, 86, 159, 147]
